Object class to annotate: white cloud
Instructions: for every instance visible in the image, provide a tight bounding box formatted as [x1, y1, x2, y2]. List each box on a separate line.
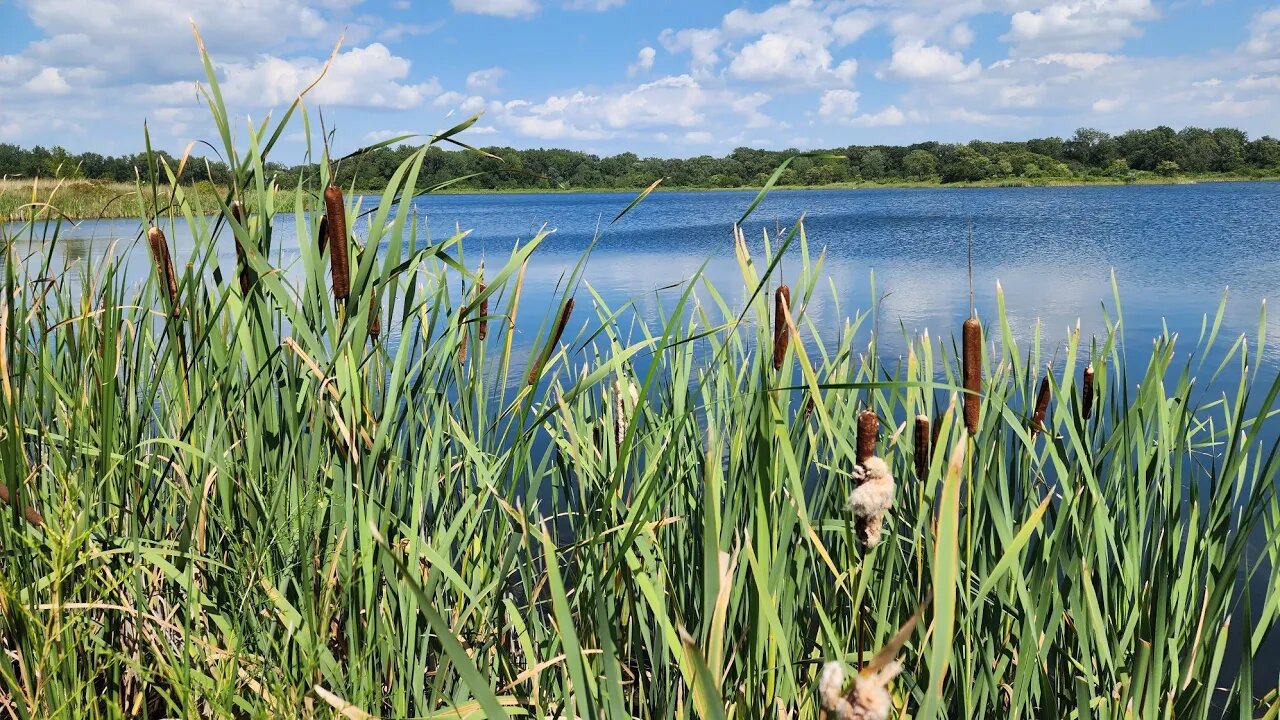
[435, 91, 489, 115]
[729, 33, 856, 85]
[659, 27, 722, 77]
[818, 89, 860, 117]
[950, 23, 974, 48]
[24, 67, 71, 94]
[886, 41, 979, 82]
[364, 128, 419, 143]
[850, 105, 907, 127]
[466, 67, 506, 92]
[1246, 7, 1280, 55]
[220, 44, 441, 109]
[1004, 0, 1159, 54]
[628, 46, 656, 77]
[451, 0, 539, 18]
[683, 130, 713, 143]
[1092, 96, 1124, 112]
[833, 11, 875, 44]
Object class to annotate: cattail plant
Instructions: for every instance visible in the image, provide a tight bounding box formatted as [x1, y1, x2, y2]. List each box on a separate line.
[229, 201, 253, 295]
[851, 409, 894, 548]
[1031, 365, 1052, 438]
[458, 313, 468, 364]
[527, 297, 575, 386]
[368, 292, 381, 342]
[146, 226, 179, 317]
[477, 282, 489, 341]
[773, 284, 791, 370]
[1081, 364, 1095, 421]
[914, 414, 931, 480]
[962, 316, 982, 435]
[323, 185, 350, 301]
[0, 483, 44, 527]
[819, 661, 900, 720]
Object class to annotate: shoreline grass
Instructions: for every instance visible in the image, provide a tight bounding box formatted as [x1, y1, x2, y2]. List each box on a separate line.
[4, 173, 1275, 221]
[1, 34, 1278, 719]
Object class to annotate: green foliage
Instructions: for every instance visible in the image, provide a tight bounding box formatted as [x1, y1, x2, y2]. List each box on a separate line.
[1157, 160, 1181, 177]
[902, 149, 937, 180]
[940, 146, 994, 182]
[0, 35, 1279, 720]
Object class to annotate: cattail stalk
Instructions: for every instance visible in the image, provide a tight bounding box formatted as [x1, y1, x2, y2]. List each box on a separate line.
[230, 201, 254, 295]
[773, 285, 791, 370]
[914, 415, 931, 480]
[962, 317, 982, 435]
[147, 227, 179, 317]
[324, 186, 350, 301]
[527, 298, 575, 386]
[1081, 364, 1095, 421]
[1031, 365, 1052, 438]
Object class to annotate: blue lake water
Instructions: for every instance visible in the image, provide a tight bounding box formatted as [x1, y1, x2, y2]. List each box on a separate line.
[14, 182, 1279, 371]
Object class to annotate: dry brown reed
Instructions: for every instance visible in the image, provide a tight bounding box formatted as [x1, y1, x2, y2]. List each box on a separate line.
[323, 186, 349, 301]
[146, 227, 179, 317]
[773, 285, 791, 370]
[962, 316, 982, 435]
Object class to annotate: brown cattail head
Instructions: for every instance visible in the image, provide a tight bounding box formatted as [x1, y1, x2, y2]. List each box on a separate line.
[317, 215, 329, 256]
[527, 297, 575, 386]
[324, 185, 350, 301]
[0, 483, 44, 527]
[230, 201, 254, 295]
[146, 226, 179, 317]
[457, 315, 468, 363]
[368, 292, 381, 342]
[857, 410, 879, 466]
[773, 284, 791, 370]
[962, 317, 982, 435]
[914, 414, 931, 480]
[1031, 366, 1052, 437]
[477, 282, 489, 341]
[1081, 365, 1095, 421]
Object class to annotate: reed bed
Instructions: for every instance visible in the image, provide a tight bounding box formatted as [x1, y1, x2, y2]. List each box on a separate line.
[0, 38, 1278, 720]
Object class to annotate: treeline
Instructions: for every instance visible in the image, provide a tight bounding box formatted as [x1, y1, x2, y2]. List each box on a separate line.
[4, 126, 1280, 191]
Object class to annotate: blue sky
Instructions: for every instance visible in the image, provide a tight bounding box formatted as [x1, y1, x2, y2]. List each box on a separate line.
[1, 0, 1278, 159]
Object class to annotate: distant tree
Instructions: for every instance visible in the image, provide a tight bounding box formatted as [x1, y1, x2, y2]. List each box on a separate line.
[1156, 160, 1180, 177]
[1105, 158, 1129, 177]
[1026, 136, 1065, 161]
[859, 149, 887, 180]
[902, 149, 937, 179]
[1210, 127, 1247, 172]
[1247, 136, 1280, 168]
[1065, 128, 1117, 168]
[940, 146, 993, 183]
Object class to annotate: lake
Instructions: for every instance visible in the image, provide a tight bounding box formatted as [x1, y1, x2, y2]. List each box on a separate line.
[11, 181, 1279, 373]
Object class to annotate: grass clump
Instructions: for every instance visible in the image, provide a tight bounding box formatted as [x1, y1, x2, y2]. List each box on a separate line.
[0, 33, 1279, 720]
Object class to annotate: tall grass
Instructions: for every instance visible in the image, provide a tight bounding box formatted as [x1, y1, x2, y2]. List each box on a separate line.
[1, 35, 1279, 719]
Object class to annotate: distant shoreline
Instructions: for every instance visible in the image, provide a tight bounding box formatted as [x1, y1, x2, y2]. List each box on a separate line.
[4, 174, 1276, 221]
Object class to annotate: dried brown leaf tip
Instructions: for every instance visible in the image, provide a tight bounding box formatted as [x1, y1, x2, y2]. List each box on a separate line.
[1031, 364, 1052, 438]
[962, 316, 982, 435]
[324, 185, 349, 301]
[1081, 364, 1095, 421]
[773, 284, 791, 370]
[146, 226, 179, 317]
[914, 414, 931, 480]
[851, 410, 894, 548]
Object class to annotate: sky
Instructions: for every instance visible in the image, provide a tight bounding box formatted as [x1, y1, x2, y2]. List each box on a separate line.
[0, 0, 1278, 159]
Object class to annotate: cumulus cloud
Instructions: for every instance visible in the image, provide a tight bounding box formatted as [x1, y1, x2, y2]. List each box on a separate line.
[219, 44, 441, 109]
[885, 41, 980, 82]
[564, 0, 625, 9]
[466, 67, 507, 93]
[629, 47, 656, 76]
[851, 105, 908, 127]
[818, 89, 860, 117]
[1003, 0, 1159, 54]
[729, 33, 856, 85]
